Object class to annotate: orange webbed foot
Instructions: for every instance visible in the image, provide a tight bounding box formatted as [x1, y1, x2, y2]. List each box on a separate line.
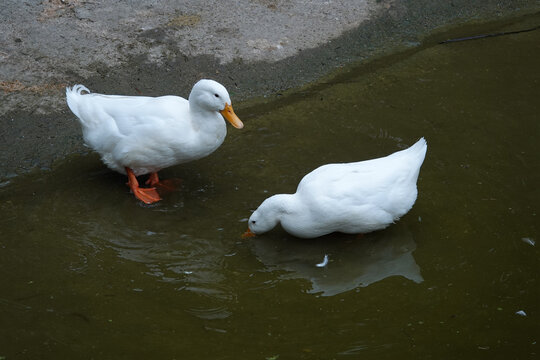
[126, 168, 162, 204]
[145, 172, 182, 192]
[132, 187, 161, 204]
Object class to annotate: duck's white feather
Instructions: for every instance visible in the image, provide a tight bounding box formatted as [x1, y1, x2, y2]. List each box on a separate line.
[248, 138, 427, 238]
[66, 79, 239, 176]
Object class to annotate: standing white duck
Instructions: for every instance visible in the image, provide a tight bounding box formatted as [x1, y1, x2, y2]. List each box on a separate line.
[244, 138, 427, 238]
[66, 79, 244, 204]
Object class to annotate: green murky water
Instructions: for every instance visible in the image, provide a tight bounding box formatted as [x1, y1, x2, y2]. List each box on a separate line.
[1, 14, 539, 359]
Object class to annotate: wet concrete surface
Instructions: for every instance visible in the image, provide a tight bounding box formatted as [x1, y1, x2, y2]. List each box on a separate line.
[0, 0, 538, 180]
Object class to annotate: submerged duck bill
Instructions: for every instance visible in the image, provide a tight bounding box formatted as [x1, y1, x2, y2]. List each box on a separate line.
[241, 228, 256, 239]
[220, 103, 244, 129]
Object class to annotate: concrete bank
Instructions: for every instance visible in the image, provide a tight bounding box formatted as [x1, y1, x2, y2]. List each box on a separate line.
[0, 0, 538, 180]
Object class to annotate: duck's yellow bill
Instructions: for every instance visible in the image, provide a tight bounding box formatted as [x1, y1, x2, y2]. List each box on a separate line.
[220, 103, 244, 129]
[241, 228, 256, 239]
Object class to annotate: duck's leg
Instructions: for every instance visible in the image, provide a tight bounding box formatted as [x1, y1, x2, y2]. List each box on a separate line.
[125, 167, 161, 204]
[145, 172, 160, 187]
[145, 171, 181, 192]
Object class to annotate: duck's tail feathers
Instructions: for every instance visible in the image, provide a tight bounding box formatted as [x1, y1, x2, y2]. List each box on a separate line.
[408, 137, 427, 180]
[66, 84, 91, 119]
[410, 137, 427, 161]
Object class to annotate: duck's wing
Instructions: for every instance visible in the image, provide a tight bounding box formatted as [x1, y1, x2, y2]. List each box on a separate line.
[72, 94, 189, 136]
[298, 139, 427, 197]
[297, 145, 426, 209]
[297, 161, 384, 202]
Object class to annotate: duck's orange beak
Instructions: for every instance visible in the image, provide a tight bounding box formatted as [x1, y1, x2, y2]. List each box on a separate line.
[241, 228, 256, 239]
[220, 103, 244, 129]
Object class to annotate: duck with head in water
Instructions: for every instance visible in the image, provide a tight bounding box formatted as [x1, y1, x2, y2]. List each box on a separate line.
[244, 138, 427, 239]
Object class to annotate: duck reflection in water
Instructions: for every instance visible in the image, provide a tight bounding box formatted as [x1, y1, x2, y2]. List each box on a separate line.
[251, 223, 423, 296]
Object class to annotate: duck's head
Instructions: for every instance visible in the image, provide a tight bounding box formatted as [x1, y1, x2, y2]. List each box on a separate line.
[243, 208, 275, 238]
[190, 79, 244, 129]
[242, 195, 286, 238]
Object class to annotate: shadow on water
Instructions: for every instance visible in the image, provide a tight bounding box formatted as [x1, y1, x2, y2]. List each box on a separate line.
[1, 12, 539, 360]
[252, 223, 423, 297]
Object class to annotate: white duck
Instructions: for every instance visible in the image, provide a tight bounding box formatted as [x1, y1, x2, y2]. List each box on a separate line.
[66, 79, 243, 204]
[244, 138, 427, 238]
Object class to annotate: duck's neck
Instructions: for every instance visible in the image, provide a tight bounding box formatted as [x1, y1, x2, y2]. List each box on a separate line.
[267, 194, 303, 219]
[187, 106, 227, 151]
[271, 193, 321, 238]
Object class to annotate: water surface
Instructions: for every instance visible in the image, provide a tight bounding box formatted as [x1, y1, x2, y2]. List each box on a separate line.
[1, 13, 539, 359]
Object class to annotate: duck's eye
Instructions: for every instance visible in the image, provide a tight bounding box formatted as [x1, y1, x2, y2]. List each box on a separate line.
[251, 220, 256, 225]
[214, 93, 220, 98]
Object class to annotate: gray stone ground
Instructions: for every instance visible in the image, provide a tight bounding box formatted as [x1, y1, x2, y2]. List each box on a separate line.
[0, 0, 538, 180]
